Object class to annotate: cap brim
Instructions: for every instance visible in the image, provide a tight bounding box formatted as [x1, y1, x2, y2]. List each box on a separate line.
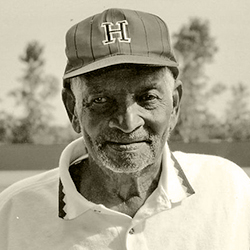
[63, 55, 178, 80]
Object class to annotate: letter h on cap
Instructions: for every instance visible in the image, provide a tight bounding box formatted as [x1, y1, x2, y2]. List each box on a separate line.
[101, 20, 131, 45]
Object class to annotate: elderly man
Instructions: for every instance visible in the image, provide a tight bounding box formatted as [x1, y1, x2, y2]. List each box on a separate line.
[1, 8, 250, 250]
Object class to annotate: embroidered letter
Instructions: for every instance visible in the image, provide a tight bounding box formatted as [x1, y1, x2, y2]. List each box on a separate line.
[101, 20, 131, 45]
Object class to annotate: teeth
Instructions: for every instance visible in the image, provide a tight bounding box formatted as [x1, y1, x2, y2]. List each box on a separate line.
[110, 141, 143, 144]
[107, 142, 145, 151]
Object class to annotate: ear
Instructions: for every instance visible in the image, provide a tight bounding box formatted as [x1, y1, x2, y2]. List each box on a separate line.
[169, 80, 183, 130]
[62, 88, 81, 133]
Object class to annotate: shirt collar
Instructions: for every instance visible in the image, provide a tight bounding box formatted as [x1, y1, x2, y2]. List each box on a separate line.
[58, 137, 94, 219]
[162, 146, 195, 203]
[58, 138, 195, 220]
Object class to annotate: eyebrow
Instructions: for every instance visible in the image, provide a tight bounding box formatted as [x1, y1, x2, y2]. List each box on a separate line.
[84, 80, 107, 93]
[85, 87, 111, 96]
[135, 81, 163, 92]
[85, 75, 164, 94]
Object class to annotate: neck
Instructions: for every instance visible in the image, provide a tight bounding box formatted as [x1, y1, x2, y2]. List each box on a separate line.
[77, 156, 162, 215]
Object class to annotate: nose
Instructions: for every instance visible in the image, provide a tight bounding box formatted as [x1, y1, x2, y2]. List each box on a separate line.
[109, 103, 144, 133]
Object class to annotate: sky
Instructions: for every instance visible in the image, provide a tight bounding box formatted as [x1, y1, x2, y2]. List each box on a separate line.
[1, 0, 250, 125]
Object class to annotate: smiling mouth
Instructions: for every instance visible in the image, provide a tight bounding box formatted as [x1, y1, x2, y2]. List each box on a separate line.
[106, 141, 148, 152]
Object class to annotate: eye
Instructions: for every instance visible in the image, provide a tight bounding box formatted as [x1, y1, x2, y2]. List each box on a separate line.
[137, 91, 161, 109]
[140, 93, 158, 102]
[93, 97, 108, 104]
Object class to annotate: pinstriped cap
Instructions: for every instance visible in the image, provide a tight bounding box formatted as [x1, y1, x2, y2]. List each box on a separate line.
[63, 8, 179, 82]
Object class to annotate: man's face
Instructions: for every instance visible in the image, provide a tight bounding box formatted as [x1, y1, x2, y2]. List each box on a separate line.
[75, 65, 176, 174]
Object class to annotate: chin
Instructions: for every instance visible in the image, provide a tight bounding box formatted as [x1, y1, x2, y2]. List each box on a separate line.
[96, 149, 156, 174]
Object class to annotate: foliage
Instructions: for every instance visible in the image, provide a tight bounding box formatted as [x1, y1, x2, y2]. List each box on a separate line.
[8, 41, 59, 143]
[169, 17, 250, 142]
[31, 124, 80, 144]
[171, 18, 220, 142]
[225, 82, 250, 141]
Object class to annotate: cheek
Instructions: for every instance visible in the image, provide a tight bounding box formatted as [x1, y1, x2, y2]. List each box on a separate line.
[80, 109, 109, 140]
[147, 101, 173, 134]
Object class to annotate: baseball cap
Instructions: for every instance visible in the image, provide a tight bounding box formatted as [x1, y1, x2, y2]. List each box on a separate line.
[63, 8, 179, 84]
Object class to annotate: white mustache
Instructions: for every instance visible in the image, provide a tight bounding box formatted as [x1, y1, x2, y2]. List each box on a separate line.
[99, 129, 153, 144]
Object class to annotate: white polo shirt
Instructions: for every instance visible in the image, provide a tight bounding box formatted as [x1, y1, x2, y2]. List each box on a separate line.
[0, 138, 250, 250]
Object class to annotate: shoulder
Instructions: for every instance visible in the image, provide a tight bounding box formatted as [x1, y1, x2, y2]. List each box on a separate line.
[172, 151, 250, 192]
[0, 168, 59, 209]
[173, 151, 246, 174]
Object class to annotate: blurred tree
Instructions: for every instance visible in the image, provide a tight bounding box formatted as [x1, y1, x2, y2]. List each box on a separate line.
[225, 82, 250, 141]
[0, 111, 6, 142]
[9, 41, 59, 143]
[0, 99, 9, 142]
[31, 124, 80, 144]
[0, 110, 17, 143]
[171, 18, 220, 142]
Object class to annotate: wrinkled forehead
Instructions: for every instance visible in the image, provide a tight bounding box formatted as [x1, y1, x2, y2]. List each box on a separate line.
[83, 64, 172, 86]
[69, 64, 175, 100]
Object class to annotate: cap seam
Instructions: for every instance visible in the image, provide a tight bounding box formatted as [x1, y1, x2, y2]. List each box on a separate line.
[74, 23, 84, 68]
[157, 17, 172, 56]
[105, 9, 113, 57]
[90, 15, 96, 62]
[121, 9, 132, 55]
[135, 11, 150, 57]
[112, 9, 121, 55]
[155, 16, 165, 57]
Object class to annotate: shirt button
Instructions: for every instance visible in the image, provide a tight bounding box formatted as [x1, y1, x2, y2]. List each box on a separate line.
[129, 228, 135, 234]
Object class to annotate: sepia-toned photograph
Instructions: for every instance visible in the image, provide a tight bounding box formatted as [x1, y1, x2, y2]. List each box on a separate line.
[0, 0, 250, 249]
